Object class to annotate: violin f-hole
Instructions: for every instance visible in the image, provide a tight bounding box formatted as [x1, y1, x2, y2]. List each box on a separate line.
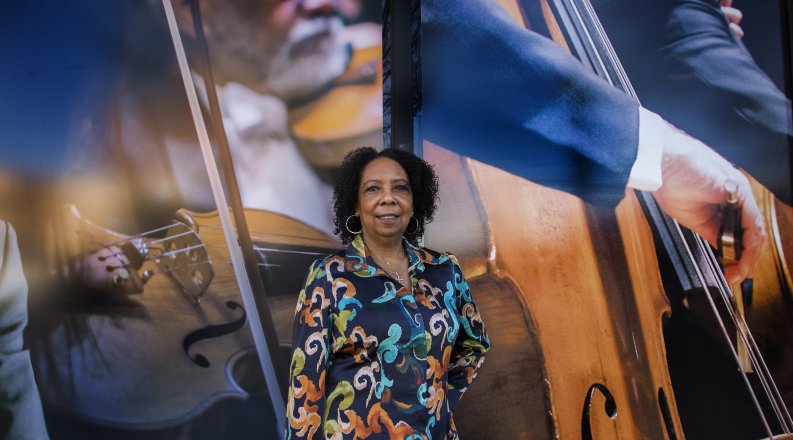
[581, 383, 617, 440]
[182, 301, 247, 368]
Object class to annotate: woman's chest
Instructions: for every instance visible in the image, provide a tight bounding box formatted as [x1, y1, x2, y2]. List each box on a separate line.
[328, 271, 460, 363]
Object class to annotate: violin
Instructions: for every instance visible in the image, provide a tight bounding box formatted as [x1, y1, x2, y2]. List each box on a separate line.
[31, 205, 340, 430]
[27, 2, 382, 435]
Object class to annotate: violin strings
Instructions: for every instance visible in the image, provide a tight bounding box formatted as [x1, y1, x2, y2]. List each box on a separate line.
[580, 0, 637, 98]
[148, 243, 206, 261]
[252, 246, 329, 257]
[96, 254, 302, 282]
[80, 223, 209, 263]
[147, 228, 201, 245]
[118, 235, 326, 269]
[138, 258, 213, 279]
[736, 312, 793, 429]
[91, 240, 313, 283]
[198, 241, 329, 258]
[694, 234, 793, 431]
[196, 222, 340, 246]
[76, 222, 184, 254]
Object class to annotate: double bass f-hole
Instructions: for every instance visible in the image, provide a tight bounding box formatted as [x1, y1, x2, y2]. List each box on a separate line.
[580, 383, 679, 440]
[581, 383, 617, 440]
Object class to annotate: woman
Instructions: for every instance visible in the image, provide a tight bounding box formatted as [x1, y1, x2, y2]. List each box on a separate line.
[286, 147, 490, 439]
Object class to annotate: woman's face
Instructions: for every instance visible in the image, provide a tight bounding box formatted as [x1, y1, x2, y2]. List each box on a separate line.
[357, 157, 414, 243]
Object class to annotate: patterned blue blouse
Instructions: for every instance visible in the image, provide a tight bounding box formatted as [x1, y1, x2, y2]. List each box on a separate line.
[286, 235, 490, 439]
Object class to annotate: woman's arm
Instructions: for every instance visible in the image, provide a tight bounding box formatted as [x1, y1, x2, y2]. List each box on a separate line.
[286, 259, 332, 439]
[445, 254, 491, 414]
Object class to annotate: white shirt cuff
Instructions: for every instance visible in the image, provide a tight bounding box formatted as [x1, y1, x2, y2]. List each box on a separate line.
[628, 108, 665, 191]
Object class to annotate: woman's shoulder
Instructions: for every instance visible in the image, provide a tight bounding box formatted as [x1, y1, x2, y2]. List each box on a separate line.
[410, 243, 460, 267]
[309, 248, 348, 273]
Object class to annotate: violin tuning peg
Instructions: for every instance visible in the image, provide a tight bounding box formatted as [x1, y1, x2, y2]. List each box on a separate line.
[112, 271, 128, 287]
[141, 270, 154, 284]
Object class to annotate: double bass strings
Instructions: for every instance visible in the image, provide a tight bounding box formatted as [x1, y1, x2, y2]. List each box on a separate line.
[703, 233, 793, 432]
[692, 231, 791, 430]
[570, 0, 792, 434]
[672, 219, 778, 438]
[692, 232, 793, 432]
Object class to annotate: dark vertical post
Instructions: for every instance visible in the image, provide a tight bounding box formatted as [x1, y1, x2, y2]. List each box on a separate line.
[383, 0, 422, 154]
[781, 0, 793, 194]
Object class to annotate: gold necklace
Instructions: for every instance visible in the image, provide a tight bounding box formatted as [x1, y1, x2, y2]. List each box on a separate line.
[383, 257, 404, 282]
[374, 252, 407, 283]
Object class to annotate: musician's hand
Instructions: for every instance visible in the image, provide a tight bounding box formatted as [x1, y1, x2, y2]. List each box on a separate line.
[720, 0, 744, 38]
[652, 125, 765, 283]
[82, 246, 138, 294]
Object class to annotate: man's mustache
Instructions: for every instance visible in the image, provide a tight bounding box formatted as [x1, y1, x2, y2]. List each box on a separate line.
[285, 15, 343, 58]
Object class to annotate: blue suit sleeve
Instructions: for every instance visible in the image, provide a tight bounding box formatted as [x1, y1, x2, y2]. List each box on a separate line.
[421, 0, 640, 206]
[597, 0, 793, 204]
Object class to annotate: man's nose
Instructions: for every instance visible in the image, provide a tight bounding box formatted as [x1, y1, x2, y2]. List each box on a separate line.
[298, 0, 337, 16]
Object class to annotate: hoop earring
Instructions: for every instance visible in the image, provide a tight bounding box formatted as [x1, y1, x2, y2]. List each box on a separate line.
[405, 216, 419, 235]
[345, 214, 362, 234]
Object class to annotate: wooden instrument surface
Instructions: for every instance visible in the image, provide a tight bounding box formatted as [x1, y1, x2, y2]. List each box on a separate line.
[31, 207, 340, 429]
[425, 142, 683, 439]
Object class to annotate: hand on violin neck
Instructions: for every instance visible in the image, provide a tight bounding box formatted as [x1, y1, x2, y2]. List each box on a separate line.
[652, 123, 766, 283]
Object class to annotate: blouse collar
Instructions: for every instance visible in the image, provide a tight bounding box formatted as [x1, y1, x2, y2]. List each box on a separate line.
[344, 234, 444, 278]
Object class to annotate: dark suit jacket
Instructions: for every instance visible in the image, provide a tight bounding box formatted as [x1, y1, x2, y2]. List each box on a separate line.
[596, 0, 793, 204]
[421, 0, 641, 207]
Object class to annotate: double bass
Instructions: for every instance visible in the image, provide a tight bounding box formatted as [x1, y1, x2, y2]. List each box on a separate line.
[388, 0, 793, 438]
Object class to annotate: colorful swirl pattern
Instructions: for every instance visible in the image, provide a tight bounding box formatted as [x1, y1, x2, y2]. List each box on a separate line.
[286, 235, 490, 439]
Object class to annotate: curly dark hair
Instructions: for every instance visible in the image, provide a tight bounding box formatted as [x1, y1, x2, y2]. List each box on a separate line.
[332, 147, 439, 244]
